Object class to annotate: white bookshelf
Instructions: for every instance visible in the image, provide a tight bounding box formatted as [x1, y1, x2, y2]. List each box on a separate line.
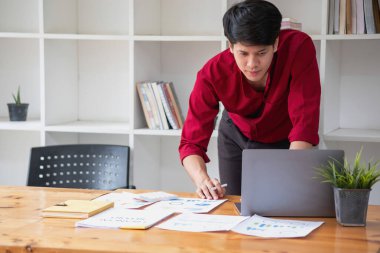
[0, 0, 379, 204]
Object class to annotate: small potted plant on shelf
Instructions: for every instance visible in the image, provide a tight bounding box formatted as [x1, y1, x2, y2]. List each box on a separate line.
[7, 86, 29, 121]
[316, 148, 380, 226]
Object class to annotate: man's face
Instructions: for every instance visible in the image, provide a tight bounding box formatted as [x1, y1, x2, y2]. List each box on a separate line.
[229, 39, 278, 86]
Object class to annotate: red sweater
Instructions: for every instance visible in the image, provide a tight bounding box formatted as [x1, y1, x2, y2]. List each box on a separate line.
[179, 30, 321, 163]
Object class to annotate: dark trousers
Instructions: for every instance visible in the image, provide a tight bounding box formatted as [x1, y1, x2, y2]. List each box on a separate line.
[217, 110, 290, 195]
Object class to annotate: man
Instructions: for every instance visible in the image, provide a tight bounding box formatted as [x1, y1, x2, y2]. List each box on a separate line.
[179, 0, 321, 200]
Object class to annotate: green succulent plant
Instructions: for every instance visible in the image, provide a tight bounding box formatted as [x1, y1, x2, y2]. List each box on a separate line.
[12, 86, 22, 105]
[316, 148, 380, 189]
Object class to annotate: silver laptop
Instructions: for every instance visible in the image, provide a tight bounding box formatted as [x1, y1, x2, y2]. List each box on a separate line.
[241, 149, 344, 217]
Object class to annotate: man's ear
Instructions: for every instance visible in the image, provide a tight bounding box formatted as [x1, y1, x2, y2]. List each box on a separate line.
[273, 37, 279, 53]
[228, 41, 234, 53]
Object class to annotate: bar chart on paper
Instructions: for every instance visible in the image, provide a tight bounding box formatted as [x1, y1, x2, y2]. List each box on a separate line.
[232, 215, 324, 238]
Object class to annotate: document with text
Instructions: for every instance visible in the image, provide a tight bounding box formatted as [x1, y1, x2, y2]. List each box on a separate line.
[75, 208, 174, 230]
[157, 213, 249, 232]
[232, 214, 324, 238]
[94, 192, 155, 209]
[145, 198, 227, 213]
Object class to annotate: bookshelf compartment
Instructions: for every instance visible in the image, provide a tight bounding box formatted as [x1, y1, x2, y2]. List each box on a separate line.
[0, 38, 40, 120]
[0, 131, 40, 185]
[269, 0, 323, 35]
[134, 41, 222, 129]
[134, 0, 223, 36]
[44, 0, 129, 35]
[45, 39, 130, 126]
[228, 0, 323, 35]
[133, 135, 218, 191]
[0, 0, 39, 33]
[323, 40, 380, 139]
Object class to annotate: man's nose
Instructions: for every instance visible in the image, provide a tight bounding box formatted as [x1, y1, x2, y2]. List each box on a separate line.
[246, 56, 258, 69]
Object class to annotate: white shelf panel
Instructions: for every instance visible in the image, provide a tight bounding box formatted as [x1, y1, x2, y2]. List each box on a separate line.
[44, 33, 130, 41]
[133, 128, 218, 137]
[309, 34, 324, 41]
[0, 118, 41, 131]
[0, 32, 40, 39]
[326, 34, 380, 40]
[133, 129, 181, 136]
[324, 128, 380, 142]
[45, 121, 130, 134]
[133, 35, 223, 42]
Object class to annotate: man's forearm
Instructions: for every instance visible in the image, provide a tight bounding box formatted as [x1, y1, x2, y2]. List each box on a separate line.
[289, 141, 313, 150]
[182, 155, 209, 185]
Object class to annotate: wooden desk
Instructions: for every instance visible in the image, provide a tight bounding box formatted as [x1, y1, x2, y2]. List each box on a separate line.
[0, 186, 379, 253]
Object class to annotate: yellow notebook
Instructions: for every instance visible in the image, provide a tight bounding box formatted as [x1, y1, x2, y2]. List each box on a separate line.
[42, 200, 114, 218]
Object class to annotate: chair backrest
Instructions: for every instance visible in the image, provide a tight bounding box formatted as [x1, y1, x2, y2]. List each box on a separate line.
[27, 144, 131, 190]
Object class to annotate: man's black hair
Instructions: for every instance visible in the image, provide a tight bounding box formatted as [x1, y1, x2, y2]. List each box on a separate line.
[223, 0, 282, 46]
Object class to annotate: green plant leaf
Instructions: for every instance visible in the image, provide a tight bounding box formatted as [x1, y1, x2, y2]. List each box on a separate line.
[12, 86, 21, 105]
[315, 148, 380, 189]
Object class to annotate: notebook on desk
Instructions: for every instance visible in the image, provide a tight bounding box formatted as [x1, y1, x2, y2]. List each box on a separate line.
[240, 149, 344, 217]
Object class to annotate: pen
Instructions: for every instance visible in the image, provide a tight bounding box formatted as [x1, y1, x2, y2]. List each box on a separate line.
[210, 183, 228, 191]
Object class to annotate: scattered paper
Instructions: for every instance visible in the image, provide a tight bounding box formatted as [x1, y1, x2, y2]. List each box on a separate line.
[135, 191, 178, 202]
[94, 192, 154, 209]
[145, 198, 227, 213]
[75, 208, 174, 230]
[157, 213, 249, 232]
[232, 214, 324, 238]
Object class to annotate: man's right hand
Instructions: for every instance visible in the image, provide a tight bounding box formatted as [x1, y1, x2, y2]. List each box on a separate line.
[195, 177, 225, 200]
[183, 155, 225, 200]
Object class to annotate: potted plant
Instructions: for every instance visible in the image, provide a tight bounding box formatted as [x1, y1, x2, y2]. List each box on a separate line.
[316, 148, 380, 226]
[7, 86, 29, 121]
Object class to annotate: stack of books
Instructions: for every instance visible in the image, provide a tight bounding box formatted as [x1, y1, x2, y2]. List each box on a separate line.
[136, 81, 184, 130]
[281, 18, 302, 31]
[328, 0, 380, 35]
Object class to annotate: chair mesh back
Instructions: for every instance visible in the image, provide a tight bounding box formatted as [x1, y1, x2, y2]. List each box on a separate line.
[27, 144, 130, 190]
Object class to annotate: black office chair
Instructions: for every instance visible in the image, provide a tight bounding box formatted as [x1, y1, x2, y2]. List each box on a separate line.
[27, 144, 135, 190]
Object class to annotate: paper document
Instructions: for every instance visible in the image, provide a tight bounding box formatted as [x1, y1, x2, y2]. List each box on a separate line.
[146, 198, 227, 213]
[75, 208, 174, 230]
[134, 191, 178, 202]
[232, 214, 324, 238]
[157, 213, 249, 232]
[94, 192, 154, 209]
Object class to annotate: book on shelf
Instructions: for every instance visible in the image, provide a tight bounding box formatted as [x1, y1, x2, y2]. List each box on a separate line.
[280, 18, 302, 31]
[146, 82, 164, 129]
[41, 200, 114, 218]
[346, 0, 353, 34]
[164, 82, 184, 129]
[75, 208, 174, 230]
[136, 82, 154, 129]
[151, 82, 170, 130]
[334, 0, 341, 34]
[356, 0, 366, 34]
[328, 0, 335, 34]
[351, 0, 358, 34]
[373, 0, 380, 33]
[157, 82, 179, 130]
[364, 0, 376, 33]
[136, 81, 183, 130]
[339, 0, 347, 34]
